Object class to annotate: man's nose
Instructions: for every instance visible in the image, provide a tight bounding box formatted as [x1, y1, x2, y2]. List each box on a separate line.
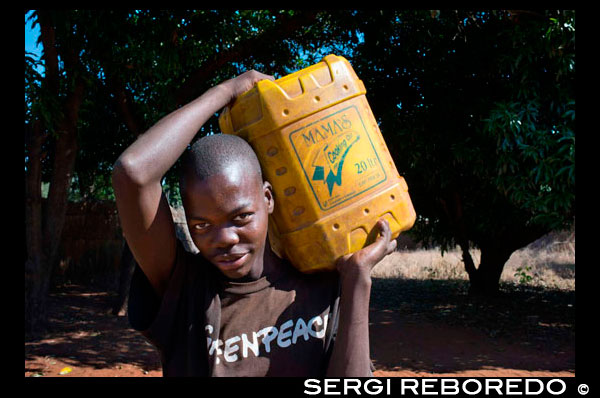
[212, 225, 240, 247]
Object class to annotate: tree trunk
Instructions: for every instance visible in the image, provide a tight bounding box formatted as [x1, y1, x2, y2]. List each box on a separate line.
[439, 187, 547, 297]
[25, 11, 86, 334]
[25, 11, 57, 335]
[43, 79, 85, 268]
[25, 80, 84, 333]
[465, 244, 514, 296]
[25, 120, 48, 334]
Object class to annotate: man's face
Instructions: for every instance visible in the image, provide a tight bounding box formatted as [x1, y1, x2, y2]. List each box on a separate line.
[182, 162, 273, 279]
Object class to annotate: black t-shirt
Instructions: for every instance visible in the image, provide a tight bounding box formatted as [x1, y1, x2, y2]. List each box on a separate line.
[128, 241, 341, 376]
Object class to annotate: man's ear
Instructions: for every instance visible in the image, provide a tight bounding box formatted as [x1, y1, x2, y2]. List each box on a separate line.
[263, 181, 274, 214]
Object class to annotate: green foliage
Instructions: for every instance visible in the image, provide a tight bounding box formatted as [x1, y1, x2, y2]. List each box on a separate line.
[343, 10, 575, 250]
[25, 10, 575, 250]
[26, 10, 360, 203]
[482, 10, 575, 231]
[514, 266, 534, 285]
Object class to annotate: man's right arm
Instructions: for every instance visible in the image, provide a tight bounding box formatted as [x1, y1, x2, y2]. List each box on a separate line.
[112, 71, 274, 299]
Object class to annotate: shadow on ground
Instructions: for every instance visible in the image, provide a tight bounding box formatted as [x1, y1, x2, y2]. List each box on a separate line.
[369, 278, 575, 374]
[25, 279, 575, 376]
[25, 284, 161, 374]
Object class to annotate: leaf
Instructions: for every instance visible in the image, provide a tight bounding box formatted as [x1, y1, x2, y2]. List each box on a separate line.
[556, 165, 571, 177]
[59, 367, 73, 375]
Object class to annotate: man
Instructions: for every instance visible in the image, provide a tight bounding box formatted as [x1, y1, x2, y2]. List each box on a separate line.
[112, 70, 397, 376]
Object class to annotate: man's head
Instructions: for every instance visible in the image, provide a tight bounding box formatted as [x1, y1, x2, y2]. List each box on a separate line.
[180, 134, 274, 280]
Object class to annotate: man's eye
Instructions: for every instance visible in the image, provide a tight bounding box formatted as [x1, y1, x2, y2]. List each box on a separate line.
[234, 213, 253, 222]
[192, 222, 210, 231]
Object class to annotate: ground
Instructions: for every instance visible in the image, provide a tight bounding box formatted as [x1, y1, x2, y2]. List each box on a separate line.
[24, 279, 574, 378]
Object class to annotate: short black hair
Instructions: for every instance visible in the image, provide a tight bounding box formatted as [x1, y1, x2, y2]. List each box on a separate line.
[179, 133, 262, 192]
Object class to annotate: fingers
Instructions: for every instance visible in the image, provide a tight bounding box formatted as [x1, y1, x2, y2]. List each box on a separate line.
[225, 70, 275, 103]
[375, 218, 391, 244]
[245, 70, 275, 84]
[386, 237, 398, 255]
[261, 72, 275, 82]
[358, 218, 393, 262]
[373, 218, 398, 257]
[335, 218, 396, 274]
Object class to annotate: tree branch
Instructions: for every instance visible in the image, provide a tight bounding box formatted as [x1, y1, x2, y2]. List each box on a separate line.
[42, 37, 87, 267]
[175, 10, 319, 106]
[106, 74, 145, 137]
[37, 11, 59, 94]
[43, 77, 85, 264]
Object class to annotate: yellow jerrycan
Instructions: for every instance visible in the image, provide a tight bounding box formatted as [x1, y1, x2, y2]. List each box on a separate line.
[219, 54, 416, 273]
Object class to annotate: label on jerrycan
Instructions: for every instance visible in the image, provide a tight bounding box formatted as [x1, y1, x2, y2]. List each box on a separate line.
[289, 104, 387, 211]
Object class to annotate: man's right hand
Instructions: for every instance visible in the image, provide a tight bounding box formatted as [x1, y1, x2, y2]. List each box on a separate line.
[221, 70, 275, 104]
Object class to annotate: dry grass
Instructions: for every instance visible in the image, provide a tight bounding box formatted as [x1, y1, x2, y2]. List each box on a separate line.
[372, 230, 575, 291]
[369, 230, 575, 350]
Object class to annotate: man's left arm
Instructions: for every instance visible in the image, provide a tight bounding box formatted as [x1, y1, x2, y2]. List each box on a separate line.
[326, 219, 397, 377]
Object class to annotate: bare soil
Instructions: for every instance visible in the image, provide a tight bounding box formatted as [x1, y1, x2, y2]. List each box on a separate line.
[25, 279, 575, 378]
[369, 278, 575, 377]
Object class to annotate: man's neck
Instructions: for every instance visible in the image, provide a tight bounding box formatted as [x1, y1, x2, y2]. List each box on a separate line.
[237, 240, 282, 282]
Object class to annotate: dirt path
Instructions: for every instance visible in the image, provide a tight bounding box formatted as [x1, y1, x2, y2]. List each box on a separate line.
[25, 285, 162, 377]
[369, 309, 573, 377]
[25, 283, 574, 378]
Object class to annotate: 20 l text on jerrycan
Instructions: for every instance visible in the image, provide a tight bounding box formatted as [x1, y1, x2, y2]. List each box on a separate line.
[219, 54, 416, 273]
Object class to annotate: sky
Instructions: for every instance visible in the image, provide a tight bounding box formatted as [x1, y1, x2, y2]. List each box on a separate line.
[25, 11, 44, 74]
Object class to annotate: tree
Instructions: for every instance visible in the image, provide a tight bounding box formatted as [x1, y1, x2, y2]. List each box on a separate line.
[343, 10, 575, 295]
[25, 10, 575, 336]
[24, 9, 350, 332]
[25, 10, 89, 333]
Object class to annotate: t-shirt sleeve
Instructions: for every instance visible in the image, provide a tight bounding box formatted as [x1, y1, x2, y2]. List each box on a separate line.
[128, 262, 161, 332]
[127, 240, 193, 352]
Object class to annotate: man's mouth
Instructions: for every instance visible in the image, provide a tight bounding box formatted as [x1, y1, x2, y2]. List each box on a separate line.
[212, 252, 250, 270]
